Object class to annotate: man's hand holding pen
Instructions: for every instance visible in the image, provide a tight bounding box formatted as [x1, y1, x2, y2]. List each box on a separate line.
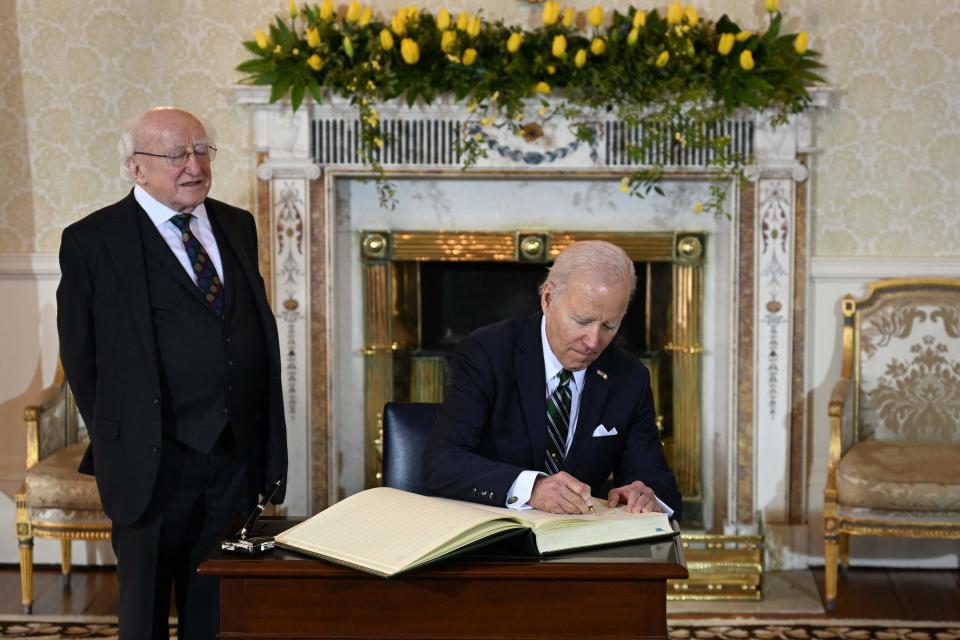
[530, 471, 599, 514]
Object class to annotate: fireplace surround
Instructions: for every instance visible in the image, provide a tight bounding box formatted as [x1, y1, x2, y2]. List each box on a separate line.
[236, 86, 828, 594]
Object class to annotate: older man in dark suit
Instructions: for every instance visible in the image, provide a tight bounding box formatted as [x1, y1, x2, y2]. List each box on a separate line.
[423, 240, 680, 519]
[57, 107, 287, 640]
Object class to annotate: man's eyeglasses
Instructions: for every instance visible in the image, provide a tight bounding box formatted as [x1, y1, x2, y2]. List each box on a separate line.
[133, 144, 217, 167]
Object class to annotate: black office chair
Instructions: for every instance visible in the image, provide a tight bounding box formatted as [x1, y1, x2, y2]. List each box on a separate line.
[381, 402, 440, 494]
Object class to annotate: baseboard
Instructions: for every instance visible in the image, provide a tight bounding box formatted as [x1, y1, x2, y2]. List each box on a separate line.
[0, 253, 59, 279]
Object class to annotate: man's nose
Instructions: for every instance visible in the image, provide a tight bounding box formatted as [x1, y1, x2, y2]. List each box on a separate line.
[582, 326, 601, 350]
[183, 151, 203, 173]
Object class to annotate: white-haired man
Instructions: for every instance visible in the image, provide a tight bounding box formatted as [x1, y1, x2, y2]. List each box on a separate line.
[423, 240, 681, 519]
[57, 107, 287, 639]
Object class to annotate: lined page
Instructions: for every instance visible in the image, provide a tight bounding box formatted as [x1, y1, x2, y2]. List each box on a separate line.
[275, 488, 524, 576]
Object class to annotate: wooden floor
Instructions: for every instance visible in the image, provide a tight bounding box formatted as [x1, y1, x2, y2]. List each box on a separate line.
[1, 565, 958, 620]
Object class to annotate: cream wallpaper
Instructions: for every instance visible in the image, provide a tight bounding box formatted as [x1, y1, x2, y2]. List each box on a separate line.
[0, 0, 957, 256]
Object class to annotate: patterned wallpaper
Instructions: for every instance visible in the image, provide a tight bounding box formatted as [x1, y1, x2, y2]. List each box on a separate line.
[1, 0, 957, 256]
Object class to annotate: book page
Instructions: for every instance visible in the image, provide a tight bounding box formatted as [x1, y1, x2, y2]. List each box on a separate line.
[468, 498, 673, 554]
[275, 487, 525, 576]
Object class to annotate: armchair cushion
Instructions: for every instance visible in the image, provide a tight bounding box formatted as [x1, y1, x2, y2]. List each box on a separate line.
[836, 439, 960, 511]
[24, 442, 102, 511]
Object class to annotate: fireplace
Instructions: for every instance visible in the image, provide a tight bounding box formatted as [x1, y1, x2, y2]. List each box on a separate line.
[359, 230, 706, 525]
[237, 85, 828, 593]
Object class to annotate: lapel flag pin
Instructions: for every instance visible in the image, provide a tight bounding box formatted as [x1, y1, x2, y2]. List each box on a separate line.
[596, 369, 608, 380]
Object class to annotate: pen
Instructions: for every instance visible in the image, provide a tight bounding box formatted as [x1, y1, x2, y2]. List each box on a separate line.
[589, 505, 599, 515]
[237, 476, 284, 540]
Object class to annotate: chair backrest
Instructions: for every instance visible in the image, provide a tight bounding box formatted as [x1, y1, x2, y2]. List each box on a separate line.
[382, 402, 440, 494]
[844, 277, 960, 444]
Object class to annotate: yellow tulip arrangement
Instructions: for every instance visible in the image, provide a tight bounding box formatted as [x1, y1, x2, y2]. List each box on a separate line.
[239, 2, 823, 213]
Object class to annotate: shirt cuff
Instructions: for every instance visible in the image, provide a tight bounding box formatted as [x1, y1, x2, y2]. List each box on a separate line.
[505, 470, 545, 510]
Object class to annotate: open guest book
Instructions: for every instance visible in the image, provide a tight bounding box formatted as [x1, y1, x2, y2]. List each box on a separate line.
[274, 487, 676, 577]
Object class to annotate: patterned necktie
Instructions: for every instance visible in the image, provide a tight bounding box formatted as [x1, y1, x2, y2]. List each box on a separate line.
[169, 213, 225, 317]
[545, 369, 574, 474]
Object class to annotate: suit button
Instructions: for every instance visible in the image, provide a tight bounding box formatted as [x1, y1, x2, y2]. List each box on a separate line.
[490, 492, 496, 502]
[227, 385, 233, 392]
[480, 490, 488, 498]
[228, 360, 235, 367]
[152, 397, 159, 405]
[223, 408, 229, 415]
[225, 336, 231, 343]
[472, 488, 478, 497]
[152, 445, 160, 453]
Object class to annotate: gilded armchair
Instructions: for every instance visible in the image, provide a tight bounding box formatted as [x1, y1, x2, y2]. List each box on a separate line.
[14, 362, 111, 614]
[824, 277, 960, 610]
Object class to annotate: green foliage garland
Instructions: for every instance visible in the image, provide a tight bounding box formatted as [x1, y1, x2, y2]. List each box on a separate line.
[238, 1, 824, 214]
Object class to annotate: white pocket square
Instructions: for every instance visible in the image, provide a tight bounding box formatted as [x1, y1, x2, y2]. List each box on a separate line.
[592, 424, 618, 437]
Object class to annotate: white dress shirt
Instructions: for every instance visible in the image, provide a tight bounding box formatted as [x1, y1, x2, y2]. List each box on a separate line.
[134, 185, 224, 285]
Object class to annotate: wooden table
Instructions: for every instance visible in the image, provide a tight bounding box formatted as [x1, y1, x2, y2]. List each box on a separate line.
[199, 519, 687, 640]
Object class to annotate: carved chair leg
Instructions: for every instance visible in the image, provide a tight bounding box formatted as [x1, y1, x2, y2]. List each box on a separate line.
[838, 532, 850, 575]
[18, 537, 34, 615]
[824, 531, 839, 612]
[60, 539, 72, 587]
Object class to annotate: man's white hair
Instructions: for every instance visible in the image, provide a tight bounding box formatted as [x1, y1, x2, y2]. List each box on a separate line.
[539, 240, 637, 300]
[117, 107, 217, 183]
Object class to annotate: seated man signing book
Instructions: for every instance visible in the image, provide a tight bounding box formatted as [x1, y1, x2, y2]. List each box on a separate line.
[422, 240, 682, 521]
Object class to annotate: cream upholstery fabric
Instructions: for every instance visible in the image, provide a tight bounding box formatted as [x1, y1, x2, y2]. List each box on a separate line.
[23, 442, 101, 510]
[858, 298, 960, 442]
[836, 439, 960, 511]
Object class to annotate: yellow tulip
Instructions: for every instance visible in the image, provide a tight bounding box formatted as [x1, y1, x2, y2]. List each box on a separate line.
[547, 65, 556, 74]
[736, 30, 752, 42]
[342, 35, 354, 58]
[683, 5, 698, 25]
[667, 2, 682, 25]
[400, 37, 420, 64]
[273, 44, 282, 54]
[436, 8, 451, 31]
[739, 49, 755, 70]
[619, 177, 630, 193]
[574, 48, 587, 67]
[307, 53, 322, 71]
[794, 31, 809, 54]
[463, 48, 477, 65]
[345, 1, 361, 23]
[254, 29, 269, 50]
[656, 50, 670, 67]
[562, 7, 574, 28]
[632, 9, 646, 28]
[391, 13, 407, 35]
[358, 6, 372, 27]
[379, 29, 395, 50]
[441, 30, 457, 53]
[765, 0, 779, 12]
[552, 34, 567, 58]
[467, 15, 481, 38]
[535, 81, 552, 94]
[288, 0, 298, 18]
[292, 48, 299, 56]
[627, 27, 639, 46]
[507, 32, 522, 53]
[587, 6, 604, 27]
[542, 1, 560, 26]
[319, 0, 334, 20]
[590, 37, 606, 56]
[306, 27, 320, 49]
[717, 32, 734, 56]
[456, 11, 470, 31]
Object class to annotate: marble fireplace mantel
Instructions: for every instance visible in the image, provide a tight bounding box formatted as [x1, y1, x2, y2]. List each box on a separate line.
[235, 85, 829, 548]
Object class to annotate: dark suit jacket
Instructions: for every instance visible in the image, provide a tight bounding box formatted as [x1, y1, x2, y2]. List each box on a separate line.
[422, 314, 682, 519]
[56, 191, 287, 527]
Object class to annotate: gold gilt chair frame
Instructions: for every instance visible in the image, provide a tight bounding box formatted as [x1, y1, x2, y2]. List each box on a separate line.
[823, 276, 960, 611]
[14, 364, 112, 614]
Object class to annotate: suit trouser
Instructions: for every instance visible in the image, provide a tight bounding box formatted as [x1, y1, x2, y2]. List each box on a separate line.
[111, 427, 255, 640]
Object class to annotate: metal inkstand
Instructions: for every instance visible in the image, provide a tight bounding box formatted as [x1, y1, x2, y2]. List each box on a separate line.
[220, 476, 284, 554]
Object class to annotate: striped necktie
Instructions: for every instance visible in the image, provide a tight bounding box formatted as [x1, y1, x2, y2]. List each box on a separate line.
[169, 213, 225, 317]
[545, 369, 574, 474]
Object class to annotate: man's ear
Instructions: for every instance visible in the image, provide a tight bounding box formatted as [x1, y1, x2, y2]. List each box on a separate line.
[541, 282, 554, 314]
[127, 158, 145, 186]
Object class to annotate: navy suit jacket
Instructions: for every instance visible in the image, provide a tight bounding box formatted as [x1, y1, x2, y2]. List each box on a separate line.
[422, 314, 681, 520]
